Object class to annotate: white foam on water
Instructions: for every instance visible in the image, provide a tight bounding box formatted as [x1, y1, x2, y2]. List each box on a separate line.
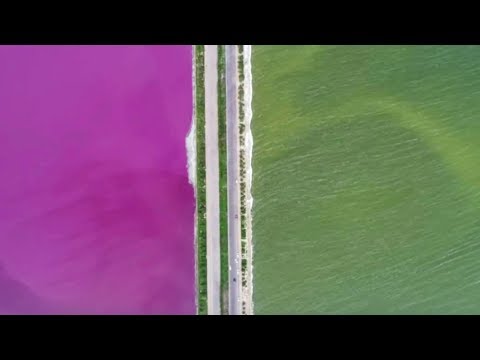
[186, 116, 196, 187]
[243, 45, 255, 314]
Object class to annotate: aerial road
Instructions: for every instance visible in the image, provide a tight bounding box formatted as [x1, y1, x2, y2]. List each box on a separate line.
[225, 45, 242, 315]
[204, 45, 221, 315]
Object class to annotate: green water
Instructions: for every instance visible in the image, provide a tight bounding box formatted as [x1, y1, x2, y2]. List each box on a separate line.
[252, 45, 480, 314]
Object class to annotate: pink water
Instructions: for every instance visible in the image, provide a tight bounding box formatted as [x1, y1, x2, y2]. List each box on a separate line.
[0, 45, 195, 314]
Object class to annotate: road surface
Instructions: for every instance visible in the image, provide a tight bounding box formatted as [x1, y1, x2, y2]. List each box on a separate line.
[204, 45, 221, 315]
[225, 45, 242, 315]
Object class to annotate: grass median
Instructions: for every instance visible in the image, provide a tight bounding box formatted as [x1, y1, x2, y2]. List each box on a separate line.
[195, 45, 207, 315]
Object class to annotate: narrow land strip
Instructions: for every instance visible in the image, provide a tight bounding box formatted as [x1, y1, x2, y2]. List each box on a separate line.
[217, 46, 229, 314]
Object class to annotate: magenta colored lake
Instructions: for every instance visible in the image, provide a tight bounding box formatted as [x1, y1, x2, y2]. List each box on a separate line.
[0, 46, 195, 314]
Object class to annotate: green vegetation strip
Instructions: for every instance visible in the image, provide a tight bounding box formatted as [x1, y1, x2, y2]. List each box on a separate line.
[238, 45, 247, 241]
[217, 45, 229, 314]
[195, 45, 207, 315]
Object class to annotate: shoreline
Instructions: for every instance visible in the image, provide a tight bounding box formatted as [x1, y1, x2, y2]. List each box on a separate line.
[188, 45, 199, 314]
[242, 45, 254, 314]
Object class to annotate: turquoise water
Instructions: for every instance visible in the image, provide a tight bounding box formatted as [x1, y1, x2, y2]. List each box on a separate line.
[252, 46, 480, 314]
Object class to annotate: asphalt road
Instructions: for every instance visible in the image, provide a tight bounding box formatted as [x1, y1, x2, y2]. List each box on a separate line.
[225, 45, 242, 315]
[204, 45, 221, 315]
